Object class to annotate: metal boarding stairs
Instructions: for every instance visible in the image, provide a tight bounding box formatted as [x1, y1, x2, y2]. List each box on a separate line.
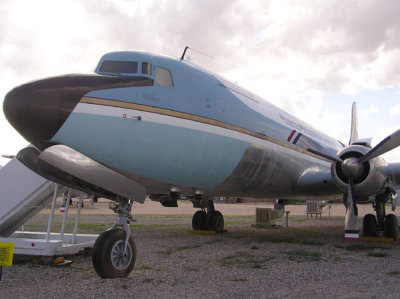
[0, 157, 97, 257]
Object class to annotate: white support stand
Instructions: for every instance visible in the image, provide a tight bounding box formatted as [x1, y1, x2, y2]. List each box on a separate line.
[46, 184, 59, 241]
[344, 203, 359, 241]
[0, 185, 98, 257]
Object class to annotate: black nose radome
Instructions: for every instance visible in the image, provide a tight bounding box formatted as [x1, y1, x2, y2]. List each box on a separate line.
[4, 76, 81, 149]
[3, 75, 153, 150]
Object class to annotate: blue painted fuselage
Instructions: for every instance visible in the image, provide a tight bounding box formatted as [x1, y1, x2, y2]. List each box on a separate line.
[51, 51, 344, 197]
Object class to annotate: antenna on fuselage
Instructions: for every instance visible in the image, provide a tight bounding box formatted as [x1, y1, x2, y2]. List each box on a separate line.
[180, 46, 190, 61]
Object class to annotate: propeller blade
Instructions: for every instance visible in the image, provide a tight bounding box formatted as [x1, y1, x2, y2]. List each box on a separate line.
[346, 179, 353, 206]
[347, 178, 358, 216]
[359, 128, 400, 163]
[307, 148, 343, 164]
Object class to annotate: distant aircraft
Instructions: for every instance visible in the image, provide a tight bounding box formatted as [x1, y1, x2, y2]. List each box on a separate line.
[3, 50, 400, 278]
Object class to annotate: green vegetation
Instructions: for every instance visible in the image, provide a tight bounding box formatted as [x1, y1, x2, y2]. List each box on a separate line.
[156, 244, 202, 256]
[185, 267, 200, 273]
[176, 244, 203, 251]
[132, 223, 183, 229]
[367, 251, 390, 258]
[255, 234, 325, 246]
[219, 251, 274, 269]
[229, 278, 248, 282]
[135, 214, 192, 219]
[137, 265, 153, 270]
[78, 222, 112, 232]
[282, 250, 322, 262]
[334, 243, 392, 259]
[388, 271, 400, 278]
[156, 248, 174, 255]
[289, 217, 308, 223]
[142, 278, 155, 284]
[336, 243, 389, 252]
[69, 265, 91, 272]
[224, 215, 255, 226]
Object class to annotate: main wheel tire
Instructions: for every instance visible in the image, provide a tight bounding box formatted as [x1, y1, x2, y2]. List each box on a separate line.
[92, 228, 137, 278]
[207, 211, 224, 233]
[192, 210, 207, 230]
[363, 214, 378, 237]
[384, 214, 398, 240]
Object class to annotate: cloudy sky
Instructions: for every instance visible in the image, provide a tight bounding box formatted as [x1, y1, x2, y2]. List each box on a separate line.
[1, 0, 400, 166]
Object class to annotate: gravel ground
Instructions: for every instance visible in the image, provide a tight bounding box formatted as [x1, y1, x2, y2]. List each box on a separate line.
[2, 201, 400, 298]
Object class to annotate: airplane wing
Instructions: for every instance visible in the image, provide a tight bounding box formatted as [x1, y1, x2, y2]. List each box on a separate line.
[17, 145, 146, 203]
[293, 161, 400, 202]
[292, 167, 340, 199]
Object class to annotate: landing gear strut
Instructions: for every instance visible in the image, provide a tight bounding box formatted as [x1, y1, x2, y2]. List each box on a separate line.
[363, 190, 398, 240]
[92, 197, 137, 278]
[192, 198, 224, 233]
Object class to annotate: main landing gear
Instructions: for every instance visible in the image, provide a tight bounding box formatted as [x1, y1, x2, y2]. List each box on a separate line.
[192, 198, 224, 233]
[362, 190, 399, 240]
[92, 197, 137, 278]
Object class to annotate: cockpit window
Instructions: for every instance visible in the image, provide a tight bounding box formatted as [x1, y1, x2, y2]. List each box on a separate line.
[156, 67, 173, 87]
[99, 60, 138, 74]
[142, 62, 152, 75]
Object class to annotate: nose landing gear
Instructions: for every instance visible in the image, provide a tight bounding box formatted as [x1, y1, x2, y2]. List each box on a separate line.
[92, 197, 137, 278]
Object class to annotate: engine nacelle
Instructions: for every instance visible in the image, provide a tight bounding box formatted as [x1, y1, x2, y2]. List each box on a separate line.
[331, 145, 388, 197]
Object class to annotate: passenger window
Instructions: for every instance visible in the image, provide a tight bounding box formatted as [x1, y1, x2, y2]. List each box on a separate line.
[156, 67, 174, 87]
[142, 62, 152, 75]
[99, 61, 138, 74]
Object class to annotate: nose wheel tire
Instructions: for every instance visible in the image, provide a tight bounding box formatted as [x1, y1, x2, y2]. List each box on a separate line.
[363, 214, 378, 237]
[92, 228, 137, 278]
[383, 214, 398, 240]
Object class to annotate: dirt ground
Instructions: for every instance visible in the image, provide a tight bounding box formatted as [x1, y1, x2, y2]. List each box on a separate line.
[2, 199, 400, 298]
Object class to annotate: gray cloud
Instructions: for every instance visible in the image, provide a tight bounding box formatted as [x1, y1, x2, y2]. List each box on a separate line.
[2, 0, 398, 89]
[1, 0, 400, 109]
[1, 0, 400, 163]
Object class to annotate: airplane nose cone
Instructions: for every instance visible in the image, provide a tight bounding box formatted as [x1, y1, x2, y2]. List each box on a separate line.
[3, 76, 82, 149]
[3, 74, 150, 150]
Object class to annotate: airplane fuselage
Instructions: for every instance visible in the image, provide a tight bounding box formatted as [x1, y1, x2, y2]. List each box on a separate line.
[35, 51, 344, 199]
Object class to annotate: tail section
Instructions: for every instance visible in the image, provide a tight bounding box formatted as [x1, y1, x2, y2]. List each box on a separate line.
[349, 102, 359, 145]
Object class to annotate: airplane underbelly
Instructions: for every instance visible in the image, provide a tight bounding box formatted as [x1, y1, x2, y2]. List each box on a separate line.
[51, 103, 251, 189]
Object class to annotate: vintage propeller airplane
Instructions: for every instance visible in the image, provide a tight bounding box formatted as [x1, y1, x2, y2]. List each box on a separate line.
[3, 49, 400, 278]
